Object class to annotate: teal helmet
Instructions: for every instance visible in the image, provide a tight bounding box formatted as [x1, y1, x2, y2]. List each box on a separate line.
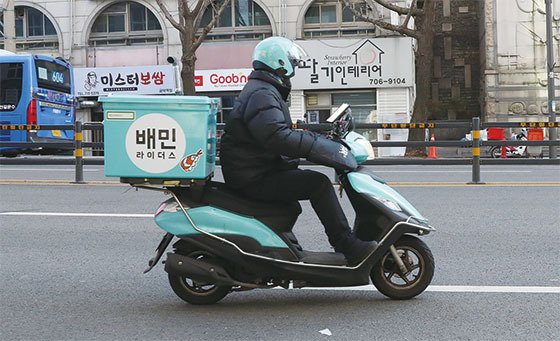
[252, 37, 308, 78]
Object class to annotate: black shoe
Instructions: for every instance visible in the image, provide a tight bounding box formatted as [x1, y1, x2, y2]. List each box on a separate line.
[342, 238, 377, 266]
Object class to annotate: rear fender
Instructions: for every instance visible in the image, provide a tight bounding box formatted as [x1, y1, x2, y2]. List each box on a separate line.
[154, 201, 289, 249]
[143, 233, 174, 274]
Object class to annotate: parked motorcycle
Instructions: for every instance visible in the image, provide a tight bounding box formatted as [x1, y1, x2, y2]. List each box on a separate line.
[489, 128, 528, 158]
[138, 104, 435, 305]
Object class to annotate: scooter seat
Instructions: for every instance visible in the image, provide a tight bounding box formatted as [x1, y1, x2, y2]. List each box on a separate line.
[201, 182, 302, 218]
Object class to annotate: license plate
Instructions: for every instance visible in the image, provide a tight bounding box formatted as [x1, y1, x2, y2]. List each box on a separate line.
[52, 130, 61, 137]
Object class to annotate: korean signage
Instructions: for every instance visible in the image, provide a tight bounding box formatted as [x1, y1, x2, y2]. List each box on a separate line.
[195, 68, 252, 92]
[292, 37, 414, 90]
[0, 104, 16, 111]
[122, 113, 187, 174]
[74, 65, 176, 97]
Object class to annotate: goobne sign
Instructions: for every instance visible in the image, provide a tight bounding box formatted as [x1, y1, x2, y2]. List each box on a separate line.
[195, 68, 252, 92]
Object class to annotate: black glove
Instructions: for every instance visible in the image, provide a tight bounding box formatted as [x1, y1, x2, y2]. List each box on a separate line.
[306, 135, 358, 170]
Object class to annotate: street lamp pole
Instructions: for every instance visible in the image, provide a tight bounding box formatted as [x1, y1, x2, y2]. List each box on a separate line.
[545, 0, 557, 158]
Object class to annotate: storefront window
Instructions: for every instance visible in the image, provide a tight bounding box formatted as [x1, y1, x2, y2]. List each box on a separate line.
[305, 91, 376, 140]
[89, 2, 163, 46]
[303, 0, 375, 38]
[0, 6, 58, 50]
[332, 92, 377, 140]
[200, 0, 272, 41]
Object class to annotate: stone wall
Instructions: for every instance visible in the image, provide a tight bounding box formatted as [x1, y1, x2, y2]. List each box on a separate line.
[430, 0, 481, 123]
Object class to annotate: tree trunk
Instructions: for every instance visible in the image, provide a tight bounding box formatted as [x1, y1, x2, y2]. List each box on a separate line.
[182, 55, 196, 95]
[181, 14, 197, 96]
[406, 0, 436, 156]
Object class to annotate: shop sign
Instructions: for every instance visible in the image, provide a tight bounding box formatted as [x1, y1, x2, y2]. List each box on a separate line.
[292, 37, 414, 90]
[195, 68, 252, 92]
[74, 65, 176, 97]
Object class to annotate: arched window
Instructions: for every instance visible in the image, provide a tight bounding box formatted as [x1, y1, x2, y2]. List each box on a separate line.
[303, 0, 375, 38]
[0, 6, 58, 50]
[89, 2, 163, 46]
[199, 0, 272, 41]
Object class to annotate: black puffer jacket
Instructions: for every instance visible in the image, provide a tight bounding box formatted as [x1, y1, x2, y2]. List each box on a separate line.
[220, 70, 317, 189]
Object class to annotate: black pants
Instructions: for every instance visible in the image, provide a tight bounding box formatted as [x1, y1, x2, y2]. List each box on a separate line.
[239, 169, 352, 248]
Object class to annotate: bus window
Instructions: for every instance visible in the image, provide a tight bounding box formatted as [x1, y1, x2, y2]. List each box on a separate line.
[0, 63, 23, 111]
[35, 59, 72, 94]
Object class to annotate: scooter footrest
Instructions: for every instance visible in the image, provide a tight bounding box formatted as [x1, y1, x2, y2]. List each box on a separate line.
[300, 251, 347, 266]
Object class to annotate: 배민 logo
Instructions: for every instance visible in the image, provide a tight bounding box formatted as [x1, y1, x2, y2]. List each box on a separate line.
[339, 145, 348, 158]
[125, 114, 186, 173]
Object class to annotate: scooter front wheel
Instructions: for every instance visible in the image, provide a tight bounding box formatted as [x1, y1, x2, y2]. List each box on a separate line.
[371, 235, 434, 300]
[168, 251, 231, 305]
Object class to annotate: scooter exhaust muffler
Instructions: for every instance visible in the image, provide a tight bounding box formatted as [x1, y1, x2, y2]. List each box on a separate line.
[164, 253, 235, 286]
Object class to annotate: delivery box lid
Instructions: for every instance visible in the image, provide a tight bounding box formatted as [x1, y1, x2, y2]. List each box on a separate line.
[99, 95, 215, 105]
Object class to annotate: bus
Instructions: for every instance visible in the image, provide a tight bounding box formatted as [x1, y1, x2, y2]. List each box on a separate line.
[0, 52, 75, 155]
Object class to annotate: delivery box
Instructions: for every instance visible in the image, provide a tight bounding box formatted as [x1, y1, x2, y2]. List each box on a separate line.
[100, 95, 219, 184]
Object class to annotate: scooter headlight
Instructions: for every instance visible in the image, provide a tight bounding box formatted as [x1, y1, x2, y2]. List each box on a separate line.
[370, 195, 402, 212]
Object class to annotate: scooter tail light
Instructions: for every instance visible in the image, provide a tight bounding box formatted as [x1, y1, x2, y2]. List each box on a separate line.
[155, 203, 167, 217]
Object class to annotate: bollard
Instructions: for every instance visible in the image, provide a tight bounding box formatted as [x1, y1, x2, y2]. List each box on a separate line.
[500, 145, 507, 158]
[73, 121, 86, 184]
[468, 117, 485, 184]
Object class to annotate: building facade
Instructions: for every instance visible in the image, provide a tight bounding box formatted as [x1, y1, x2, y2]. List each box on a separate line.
[2, 0, 557, 145]
[2, 0, 426, 156]
[481, 0, 560, 123]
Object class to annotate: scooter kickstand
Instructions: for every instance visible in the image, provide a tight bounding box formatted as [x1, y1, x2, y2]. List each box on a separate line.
[389, 245, 409, 275]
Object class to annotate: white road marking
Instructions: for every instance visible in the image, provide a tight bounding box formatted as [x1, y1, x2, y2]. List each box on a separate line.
[300, 285, 560, 294]
[0, 168, 99, 172]
[369, 170, 533, 173]
[1, 212, 558, 294]
[0, 212, 153, 218]
[426, 285, 560, 293]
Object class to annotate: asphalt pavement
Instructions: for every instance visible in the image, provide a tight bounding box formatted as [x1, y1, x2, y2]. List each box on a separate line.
[0, 164, 559, 340]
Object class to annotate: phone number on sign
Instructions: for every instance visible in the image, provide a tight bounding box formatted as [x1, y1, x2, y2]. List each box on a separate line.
[369, 78, 407, 86]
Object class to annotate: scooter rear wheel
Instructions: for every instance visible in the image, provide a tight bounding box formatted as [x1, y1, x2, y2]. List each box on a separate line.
[490, 146, 502, 158]
[371, 235, 434, 300]
[168, 251, 231, 305]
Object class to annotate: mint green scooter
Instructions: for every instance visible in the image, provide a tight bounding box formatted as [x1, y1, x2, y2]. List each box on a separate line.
[142, 105, 435, 305]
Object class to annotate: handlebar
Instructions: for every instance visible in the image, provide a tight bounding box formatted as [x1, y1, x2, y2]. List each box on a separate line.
[328, 107, 354, 138]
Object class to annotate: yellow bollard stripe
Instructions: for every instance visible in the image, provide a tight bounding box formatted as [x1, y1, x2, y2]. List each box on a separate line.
[75, 149, 83, 157]
[75, 132, 83, 141]
[473, 130, 480, 139]
[473, 147, 480, 156]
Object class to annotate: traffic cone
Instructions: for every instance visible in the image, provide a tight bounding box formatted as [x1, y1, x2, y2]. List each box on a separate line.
[426, 134, 438, 159]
